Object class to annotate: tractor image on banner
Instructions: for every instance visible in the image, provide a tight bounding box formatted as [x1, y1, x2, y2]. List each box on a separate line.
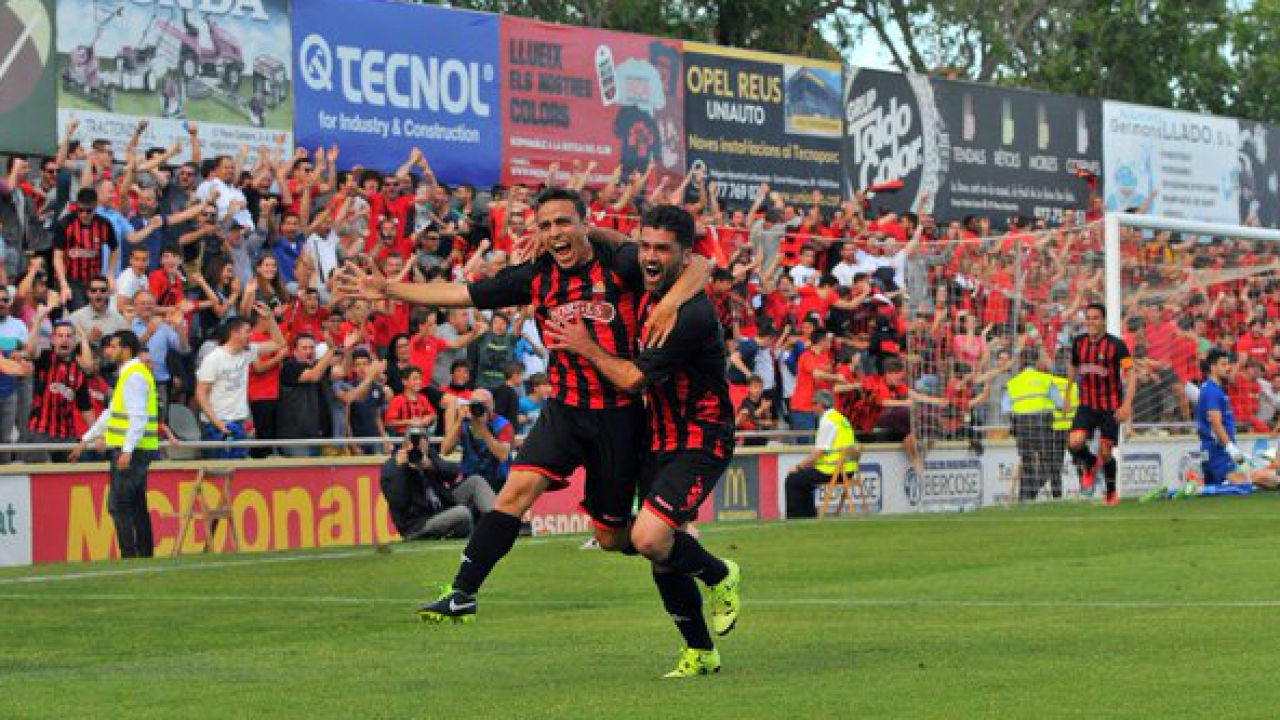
[55, 0, 292, 161]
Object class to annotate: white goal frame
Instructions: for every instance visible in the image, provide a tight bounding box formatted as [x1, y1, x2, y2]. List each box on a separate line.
[1103, 212, 1280, 337]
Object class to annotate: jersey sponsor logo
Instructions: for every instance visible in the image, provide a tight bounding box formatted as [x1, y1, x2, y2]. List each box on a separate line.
[1076, 363, 1111, 377]
[46, 381, 76, 403]
[547, 300, 617, 325]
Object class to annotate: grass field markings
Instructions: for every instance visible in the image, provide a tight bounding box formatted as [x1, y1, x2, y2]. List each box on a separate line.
[2, 591, 1280, 610]
[1, 508, 1273, 587]
[0, 522, 793, 586]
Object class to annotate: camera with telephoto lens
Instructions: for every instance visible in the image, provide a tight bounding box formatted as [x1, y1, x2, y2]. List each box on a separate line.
[405, 428, 427, 465]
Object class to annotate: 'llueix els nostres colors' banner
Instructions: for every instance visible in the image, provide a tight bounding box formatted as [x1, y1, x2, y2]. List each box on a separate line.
[501, 16, 685, 188]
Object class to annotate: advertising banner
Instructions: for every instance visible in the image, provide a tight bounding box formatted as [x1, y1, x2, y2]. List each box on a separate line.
[55, 0, 292, 163]
[0, 0, 56, 154]
[293, 0, 500, 186]
[0, 475, 32, 567]
[843, 68, 1100, 223]
[501, 17, 684, 187]
[1102, 100, 1240, 224]
[30, 464, 399, 564]
[1237, 119, 1280, 228]
[684, 42, 842, 207]
[929, 79, 1101, 224]
[844, 67, 946, 217]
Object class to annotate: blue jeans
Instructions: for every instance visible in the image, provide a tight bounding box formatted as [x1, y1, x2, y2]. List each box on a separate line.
[789, 410, 817, 443]
[202, 419, 252, 460]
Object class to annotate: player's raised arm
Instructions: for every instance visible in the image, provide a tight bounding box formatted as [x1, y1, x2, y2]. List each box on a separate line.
[335, 262, 474, 307]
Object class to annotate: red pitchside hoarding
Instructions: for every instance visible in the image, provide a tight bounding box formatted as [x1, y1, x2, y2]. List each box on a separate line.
[501, 17, 685, 187]
[28, 463, 658, 563]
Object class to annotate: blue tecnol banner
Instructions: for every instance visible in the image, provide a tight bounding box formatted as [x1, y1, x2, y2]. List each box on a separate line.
[292, 0, 501, 186]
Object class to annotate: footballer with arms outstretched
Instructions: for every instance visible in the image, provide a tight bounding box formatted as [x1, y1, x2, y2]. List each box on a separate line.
[547, 204, 740, 678]
[338, 188, 710, 625]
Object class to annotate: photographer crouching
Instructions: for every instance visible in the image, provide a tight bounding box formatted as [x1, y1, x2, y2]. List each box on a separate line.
[440, 388, 514, 493]
[380, 427, 496, 541]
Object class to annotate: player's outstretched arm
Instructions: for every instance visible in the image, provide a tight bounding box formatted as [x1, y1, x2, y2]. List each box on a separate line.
[544, 317, 646, 394]
[335, 262, 475, 308]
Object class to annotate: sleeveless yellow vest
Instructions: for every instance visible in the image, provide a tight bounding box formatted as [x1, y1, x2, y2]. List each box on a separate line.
[104, 360, 160, 451]
[1007, 369, 1056, 415]
[814, 409, 858, 475]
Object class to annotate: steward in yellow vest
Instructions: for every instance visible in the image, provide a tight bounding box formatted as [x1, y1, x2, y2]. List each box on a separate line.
[1002, 350, 1063, 502]
[786, 390, 860, 518]
[73, 330, 159, 559]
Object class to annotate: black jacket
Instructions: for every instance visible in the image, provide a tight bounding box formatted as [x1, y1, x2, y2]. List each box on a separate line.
[379, 451, 461, 537]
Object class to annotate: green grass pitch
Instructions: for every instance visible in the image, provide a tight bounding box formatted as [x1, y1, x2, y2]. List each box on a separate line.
[4, 497, 1280, 719]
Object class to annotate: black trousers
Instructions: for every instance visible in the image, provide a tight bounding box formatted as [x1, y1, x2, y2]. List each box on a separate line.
[1045, 427, 1068, 498]
[108, 449, 156, 558]
[785, 467, 831, 518]
[1012, 412, 1055, 501]
[249, 399, 278, 459]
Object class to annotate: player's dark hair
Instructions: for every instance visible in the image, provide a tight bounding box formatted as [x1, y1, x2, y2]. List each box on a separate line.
[533, 187, 587, 222]
[641, 204, 696, 249]
[1085, 302, 1106, 317]
[1204, 349, 1231, 373]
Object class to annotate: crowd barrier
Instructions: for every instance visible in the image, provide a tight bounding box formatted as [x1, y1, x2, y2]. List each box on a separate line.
[0, 435, 1226, 568]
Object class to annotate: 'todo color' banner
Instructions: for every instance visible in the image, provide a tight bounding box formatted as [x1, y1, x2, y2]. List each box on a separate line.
[501, 17, 685, 187]
[683, 43, 842, 207]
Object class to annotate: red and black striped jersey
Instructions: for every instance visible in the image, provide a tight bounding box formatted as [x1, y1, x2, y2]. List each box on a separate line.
[55, 215, 117, 284]
[29, 352, 92, 439]
[634, 293, 735, 458]
[469, 239, 644, 409]
[1070, 332, 1133, 411]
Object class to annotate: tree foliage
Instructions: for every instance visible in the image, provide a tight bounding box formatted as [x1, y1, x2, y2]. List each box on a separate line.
[422, 0, 1278, 123]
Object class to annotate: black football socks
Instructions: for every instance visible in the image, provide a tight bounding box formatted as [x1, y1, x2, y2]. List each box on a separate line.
[653, 569, 714, 651]
[453, 510, 522, 595]
[663, 531, 729, 586]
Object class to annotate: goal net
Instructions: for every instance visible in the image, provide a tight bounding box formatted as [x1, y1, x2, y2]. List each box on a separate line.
[906, 212, 1280, 504]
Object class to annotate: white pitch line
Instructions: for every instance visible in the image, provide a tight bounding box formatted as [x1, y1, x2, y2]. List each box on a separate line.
[0, 592, 1278, 610]
[0, 522, 788, 586]
[0, 510, 1272, 587]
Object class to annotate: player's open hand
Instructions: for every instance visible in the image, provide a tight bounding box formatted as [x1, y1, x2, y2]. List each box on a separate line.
[543, 317, 594, 358]
[642, 299, 678, 348]
[334, 262, 388, 301]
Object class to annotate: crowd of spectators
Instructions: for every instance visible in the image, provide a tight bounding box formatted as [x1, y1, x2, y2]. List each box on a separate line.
[1, 114, 1278, 464]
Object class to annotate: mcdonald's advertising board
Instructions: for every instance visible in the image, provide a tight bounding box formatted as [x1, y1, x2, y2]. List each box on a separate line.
[712, 454, 779, 522]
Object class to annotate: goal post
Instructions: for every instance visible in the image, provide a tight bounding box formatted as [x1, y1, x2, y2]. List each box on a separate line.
[1103, 212, 1280, 495]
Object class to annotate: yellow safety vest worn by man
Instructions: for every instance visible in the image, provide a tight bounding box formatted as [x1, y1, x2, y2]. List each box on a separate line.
[1005, 368, 1059, 416]
[82, 353, 161, 558]
[1050, 376, 1077, 431]
[813, 407, 858, 475]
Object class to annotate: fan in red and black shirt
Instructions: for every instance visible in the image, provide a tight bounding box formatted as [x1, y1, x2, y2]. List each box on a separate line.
[27, 321, 93, 460]
[337, 189, 710, 622]
[55, 188, 119, 311]
[545, 204, 738, 664]
[1066, 303, 1136, 504]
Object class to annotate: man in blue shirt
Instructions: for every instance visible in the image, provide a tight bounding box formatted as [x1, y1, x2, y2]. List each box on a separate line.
[1196, 349, 1247, 485]
[130, 290, 189, 421]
